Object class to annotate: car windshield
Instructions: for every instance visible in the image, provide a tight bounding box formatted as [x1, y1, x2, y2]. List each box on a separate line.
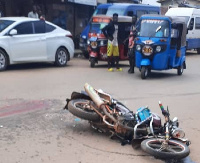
[0, 20, 15, 32]
[90, 23, 108, 33]
[138, 19, 169, 38]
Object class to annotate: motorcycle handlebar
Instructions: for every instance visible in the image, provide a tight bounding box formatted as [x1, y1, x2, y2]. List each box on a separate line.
[84, 83, 104, 108]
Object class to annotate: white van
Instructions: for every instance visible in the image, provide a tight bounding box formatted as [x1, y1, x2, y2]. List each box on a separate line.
[165, 7, 200, 53]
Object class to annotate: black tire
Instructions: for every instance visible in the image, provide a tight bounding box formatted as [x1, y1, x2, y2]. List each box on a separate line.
[177, 62, 184, 75]
[141, 138, 190, 160]
[197, 48, 200, 54]
[141, 66, 149, 79]
[55, 47, 68, 67]
[90, 58, 95, 68]
[0, 49, 8, 71]
[68, 99, 100, 121]
[83, 52, 89, 59]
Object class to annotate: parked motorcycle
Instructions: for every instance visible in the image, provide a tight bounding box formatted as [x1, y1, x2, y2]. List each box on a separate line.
[64, 83, 190, 160]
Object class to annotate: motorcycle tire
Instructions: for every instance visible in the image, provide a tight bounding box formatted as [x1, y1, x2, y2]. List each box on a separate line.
[141, 138, 190, 160]
[68, 99, 100, 122]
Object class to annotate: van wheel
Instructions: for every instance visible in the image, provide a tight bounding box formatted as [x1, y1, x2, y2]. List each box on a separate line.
[197, 48, 200, 54]
[0, 49, 8, 71]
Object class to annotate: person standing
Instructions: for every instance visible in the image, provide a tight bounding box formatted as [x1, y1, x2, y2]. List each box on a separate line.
[128, 16, 137, 73]
[28, 5, 39, 19]
[102, 13, 122, 72]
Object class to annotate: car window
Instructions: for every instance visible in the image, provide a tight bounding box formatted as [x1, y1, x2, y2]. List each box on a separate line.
[45, 23, 56, 33]
[33, 21, 45, 34]
[0, 20, 15, 32]
[14, 22, 33, 35]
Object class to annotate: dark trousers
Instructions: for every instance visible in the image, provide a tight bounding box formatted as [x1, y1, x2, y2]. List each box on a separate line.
[107, 56, 120, 69]
[128, 48, 135, 72]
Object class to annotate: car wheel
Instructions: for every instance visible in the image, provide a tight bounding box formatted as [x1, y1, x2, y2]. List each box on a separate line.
[55, 47, 68, 67]
[0, 49, 8, 71]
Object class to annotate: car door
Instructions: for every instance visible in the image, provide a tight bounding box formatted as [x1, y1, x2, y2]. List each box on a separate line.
[9, 21, 46, 62]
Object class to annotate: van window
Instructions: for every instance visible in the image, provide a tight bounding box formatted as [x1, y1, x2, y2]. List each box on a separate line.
[94, 8, 108, 15]
[127, 11, 134, 16]
[137, 10, 147, 18]
[149, 11, 159, 14]
[195, 17, 200, 29]
[106, 8, 125, 16]
[189, 18, 194, 30]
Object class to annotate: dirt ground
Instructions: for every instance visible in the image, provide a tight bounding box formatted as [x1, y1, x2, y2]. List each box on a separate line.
[0, 52, 200, 163]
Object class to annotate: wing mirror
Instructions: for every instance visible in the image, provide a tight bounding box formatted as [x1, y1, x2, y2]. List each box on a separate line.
[9, 29, 17, 36]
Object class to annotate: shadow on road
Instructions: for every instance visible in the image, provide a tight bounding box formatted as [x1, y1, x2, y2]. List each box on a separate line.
[5, 62, 71, 71]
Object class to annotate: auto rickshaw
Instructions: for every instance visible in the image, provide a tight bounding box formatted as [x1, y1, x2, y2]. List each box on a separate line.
[135, 15, 187, 79]
[87, 15, 132, 67]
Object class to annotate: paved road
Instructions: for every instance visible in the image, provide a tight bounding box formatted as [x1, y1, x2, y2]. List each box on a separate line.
[0, 51, 199, 163]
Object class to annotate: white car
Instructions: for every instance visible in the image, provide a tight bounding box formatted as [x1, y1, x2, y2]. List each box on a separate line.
[0, 17, 74, 71]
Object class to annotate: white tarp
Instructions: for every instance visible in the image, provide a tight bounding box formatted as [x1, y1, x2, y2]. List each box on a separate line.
[68, 0, 97, 6]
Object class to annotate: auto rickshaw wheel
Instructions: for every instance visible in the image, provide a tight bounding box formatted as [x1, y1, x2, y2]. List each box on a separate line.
[177, 62, 184, 75]
[90, 58, 95, 68]
[141, 66, 149, 79]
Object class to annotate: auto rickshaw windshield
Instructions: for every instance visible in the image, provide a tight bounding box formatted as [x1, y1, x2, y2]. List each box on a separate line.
[138, 19, 170, 38]
[90, 22, 108, 33]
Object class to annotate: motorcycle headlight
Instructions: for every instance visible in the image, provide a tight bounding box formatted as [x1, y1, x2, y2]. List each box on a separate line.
[91, 41, 97, 48]
[142, 45, 153, 56]
[136, 45, 141, 51]
[156, 46, 162, 53]
[172, 128, 185, 138]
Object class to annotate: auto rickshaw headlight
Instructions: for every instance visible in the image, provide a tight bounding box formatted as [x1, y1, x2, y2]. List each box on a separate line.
[142, 45, 153, 56]
[100, 40, 104, 46]
[91, 41, 98, 48]
[136, 45, 141, 51]
[87, 39, 90, 45]
[156, 46, 162, 53]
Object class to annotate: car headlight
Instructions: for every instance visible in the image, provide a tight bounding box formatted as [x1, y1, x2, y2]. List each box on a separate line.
[91, 41, 97, 48]
[142, 45, 153, 56]
[156, 46, 162, 53]
[136, 45, 141, 51]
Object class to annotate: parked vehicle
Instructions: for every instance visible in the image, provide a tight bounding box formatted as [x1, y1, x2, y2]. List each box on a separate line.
[135, 15, 187, 79]
[88, 15, 132, 67]
[165, 7, 200, 53]
[0, 17, 74, 71]
[64, 83, 190, 160]
[79, 3, 160, 58]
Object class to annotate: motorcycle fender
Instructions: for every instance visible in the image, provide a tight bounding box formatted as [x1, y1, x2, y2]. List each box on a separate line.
[63, 92, 91, 110]
[140, 59, 150, 66]
[90, 51, 98, 58]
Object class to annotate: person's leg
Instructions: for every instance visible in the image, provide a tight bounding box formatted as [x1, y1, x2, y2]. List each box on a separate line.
[107, 41, 113, 71]
[113, 46, 122, 71]
[128, 48, 135, 73]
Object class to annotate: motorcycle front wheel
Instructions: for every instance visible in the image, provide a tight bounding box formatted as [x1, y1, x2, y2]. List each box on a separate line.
[68, 99, 100, 121]
[141, 138, 190, 160]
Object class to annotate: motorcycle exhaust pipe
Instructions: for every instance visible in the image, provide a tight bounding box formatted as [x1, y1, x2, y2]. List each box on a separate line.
[84, 83, 104, 108]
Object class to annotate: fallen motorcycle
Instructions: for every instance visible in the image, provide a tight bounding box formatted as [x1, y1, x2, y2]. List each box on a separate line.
[64, 83, 190, 160]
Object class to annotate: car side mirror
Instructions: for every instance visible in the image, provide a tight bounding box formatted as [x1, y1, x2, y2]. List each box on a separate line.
[9, 29, 17, 36]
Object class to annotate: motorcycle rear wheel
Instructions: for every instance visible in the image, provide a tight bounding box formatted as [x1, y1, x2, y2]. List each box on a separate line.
[141, 138, 190, 160]
[68, 99, 100, 121]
